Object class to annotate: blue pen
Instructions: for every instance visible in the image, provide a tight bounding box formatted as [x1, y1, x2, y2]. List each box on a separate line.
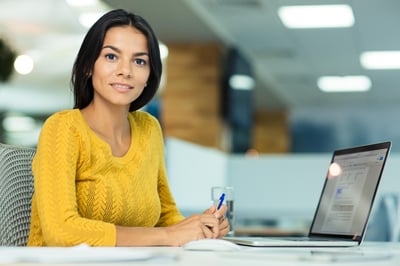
[216, 193, 225, 210]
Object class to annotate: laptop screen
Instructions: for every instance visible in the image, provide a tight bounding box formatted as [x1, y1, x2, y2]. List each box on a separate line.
[309, 141, 391, 241]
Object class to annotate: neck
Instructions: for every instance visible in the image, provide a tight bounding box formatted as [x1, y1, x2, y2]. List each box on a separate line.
[81, 103, 130, 141]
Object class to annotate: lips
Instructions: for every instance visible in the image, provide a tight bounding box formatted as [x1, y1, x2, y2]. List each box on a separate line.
[111, 83, 133, 91]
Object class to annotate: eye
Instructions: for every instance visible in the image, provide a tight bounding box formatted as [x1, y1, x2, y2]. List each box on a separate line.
[105, 53, 117, 61]
[134, 58, 147, 66]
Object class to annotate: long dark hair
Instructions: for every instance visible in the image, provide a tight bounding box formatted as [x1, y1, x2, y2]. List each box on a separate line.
[71, 9, 162, 111]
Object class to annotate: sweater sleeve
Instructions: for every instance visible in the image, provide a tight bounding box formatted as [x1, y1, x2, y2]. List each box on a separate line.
[31, 112, 116, 246]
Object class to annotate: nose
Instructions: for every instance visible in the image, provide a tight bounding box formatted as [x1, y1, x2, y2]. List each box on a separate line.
[117, 58, 132, 78]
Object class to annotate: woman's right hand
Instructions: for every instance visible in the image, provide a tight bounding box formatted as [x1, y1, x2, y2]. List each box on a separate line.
[164, 213, 220, 246]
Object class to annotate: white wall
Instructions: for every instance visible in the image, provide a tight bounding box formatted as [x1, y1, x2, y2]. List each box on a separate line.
[227, 154, 329, 221]
[165, 138, 227, 214]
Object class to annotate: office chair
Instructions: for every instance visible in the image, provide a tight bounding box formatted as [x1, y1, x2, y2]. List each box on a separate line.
[0, 143, 35, 246]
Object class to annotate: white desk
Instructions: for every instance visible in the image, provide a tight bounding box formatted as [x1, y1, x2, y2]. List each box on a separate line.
[0, 242, 399, 266]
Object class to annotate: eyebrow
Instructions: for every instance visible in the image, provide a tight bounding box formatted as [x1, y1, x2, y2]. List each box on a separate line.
[102, 45, 149, 57]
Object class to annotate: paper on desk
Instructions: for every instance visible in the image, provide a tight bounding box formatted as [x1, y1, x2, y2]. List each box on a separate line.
[0, 244, 165, 263]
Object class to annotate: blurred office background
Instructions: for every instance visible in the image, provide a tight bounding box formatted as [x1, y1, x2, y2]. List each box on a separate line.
[1, 0, 400, 240]
[1, 0, 400, 153]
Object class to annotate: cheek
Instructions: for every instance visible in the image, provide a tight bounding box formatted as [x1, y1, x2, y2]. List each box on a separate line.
[136, 86, 146, 97]
[91, 72, 103, 90]
[92, 65, 113, 87]
[139, 71, 151, 86]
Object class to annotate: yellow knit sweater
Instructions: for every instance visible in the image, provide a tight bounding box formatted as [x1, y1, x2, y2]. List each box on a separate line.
[27, 109, 184, 246]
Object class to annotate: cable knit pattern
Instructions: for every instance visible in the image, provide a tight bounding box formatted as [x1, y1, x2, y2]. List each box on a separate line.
[27, 109, 184, 246]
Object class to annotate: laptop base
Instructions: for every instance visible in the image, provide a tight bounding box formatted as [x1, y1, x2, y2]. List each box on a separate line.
[223, 236, 359, 247]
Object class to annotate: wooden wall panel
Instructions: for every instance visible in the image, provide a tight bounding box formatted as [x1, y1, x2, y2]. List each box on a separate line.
[161, 43, 223, 148]
[252, 111, 290, 153]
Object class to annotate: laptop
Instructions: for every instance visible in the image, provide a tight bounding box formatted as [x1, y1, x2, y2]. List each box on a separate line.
[224, 141, 391, 247]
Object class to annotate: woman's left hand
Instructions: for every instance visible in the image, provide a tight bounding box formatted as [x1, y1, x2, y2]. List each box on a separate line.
[203, 205, 230, 238]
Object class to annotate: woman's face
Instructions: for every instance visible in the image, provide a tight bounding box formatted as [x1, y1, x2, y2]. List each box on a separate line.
[91, 26, 150, 110]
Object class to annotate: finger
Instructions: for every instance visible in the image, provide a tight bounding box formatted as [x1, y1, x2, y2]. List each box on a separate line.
[217, 219, 230, 238]
[218, 217, 230, 232]
[219, 216, 228, 226]
[218, 219, 229, 231]
[214, 205, 227, 219]
[203, 205, 216, 215]
[218, 227, 230, 238]
[195, 213, 221, 238]
[202, 219, 219, 238]
[203, 224, 215, 238]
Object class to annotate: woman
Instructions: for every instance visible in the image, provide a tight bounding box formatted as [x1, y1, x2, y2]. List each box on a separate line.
[27, 9, 229, 247]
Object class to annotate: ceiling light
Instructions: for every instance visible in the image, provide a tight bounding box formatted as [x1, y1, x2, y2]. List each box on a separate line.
[3, 115, 36, 132]
[14, 54, 34, 75]
[229, 74, 255, 90]
[317, 76, 371, 92]
[360, 51, 400, 69]
[278, 5, 355, 28]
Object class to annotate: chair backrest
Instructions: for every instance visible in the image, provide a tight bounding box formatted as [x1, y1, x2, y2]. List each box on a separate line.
[0, 143, 35, 246]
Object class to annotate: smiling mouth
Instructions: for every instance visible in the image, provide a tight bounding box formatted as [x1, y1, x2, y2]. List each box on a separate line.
[112, 83, 133, 90]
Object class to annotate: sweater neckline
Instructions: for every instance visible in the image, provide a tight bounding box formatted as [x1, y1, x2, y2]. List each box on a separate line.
[74, 109, 137, 161]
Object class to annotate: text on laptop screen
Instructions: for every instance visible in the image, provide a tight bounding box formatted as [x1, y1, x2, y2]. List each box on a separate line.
[310, 148, 388, 236]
